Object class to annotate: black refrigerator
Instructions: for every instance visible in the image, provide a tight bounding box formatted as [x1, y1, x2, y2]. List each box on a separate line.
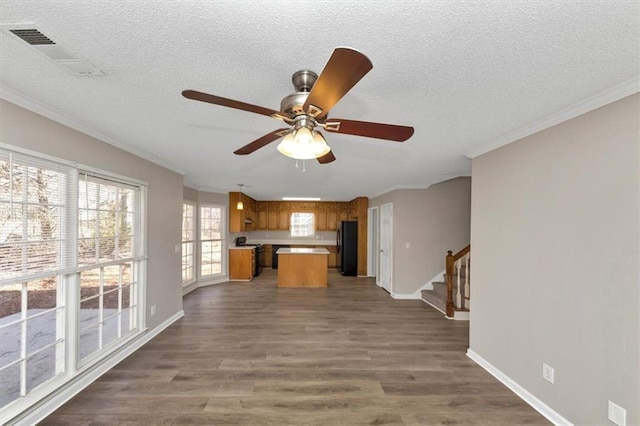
[337, 221, 358, 276]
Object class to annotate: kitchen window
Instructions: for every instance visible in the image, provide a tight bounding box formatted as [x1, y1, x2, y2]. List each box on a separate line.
[290, 212, 315, 237]
[199, 205, 224, 277]
[181, 203, 195, 286]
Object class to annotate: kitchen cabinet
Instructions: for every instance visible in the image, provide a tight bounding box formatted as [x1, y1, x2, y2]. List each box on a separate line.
[327, 245, 337, 268]
[229, 192, 258, 233]
[316, 204, 327, 231]
[229, 248, 254, 280]
[257, 210, 268, 230]
[327, 208, 338, 231]
[277, 248, 329, 287]
[278, 210, 290, 230]
[263, 245, 272, 267]
[339, 206, 349, 223]
[247, 200, 363, 232]
[268, 210, 277, 229]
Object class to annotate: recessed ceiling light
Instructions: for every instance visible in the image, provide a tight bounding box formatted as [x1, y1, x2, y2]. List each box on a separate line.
[282, 197, 321, 201]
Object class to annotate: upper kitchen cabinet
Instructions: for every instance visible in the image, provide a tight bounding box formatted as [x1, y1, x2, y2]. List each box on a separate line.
[257, 201, 268, 230]
[229, 192, 258, 233]
[316, 203, 328, 231]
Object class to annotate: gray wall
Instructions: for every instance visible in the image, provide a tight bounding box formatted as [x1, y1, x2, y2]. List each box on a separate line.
[370, 177, 471, 295]
[470, 94, 639, 424]
[183, 186, 198, 203]
[0, 99, 184, 330]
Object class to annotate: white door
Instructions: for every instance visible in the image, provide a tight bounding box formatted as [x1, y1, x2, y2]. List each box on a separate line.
[367, 207, 378, 278]
[379, 203, 393, 293]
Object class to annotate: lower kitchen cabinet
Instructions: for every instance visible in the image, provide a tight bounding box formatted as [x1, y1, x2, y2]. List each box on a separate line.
[263, 245, 272, 267]
[326, 245, 337, 268]
[229, 248, 254, 280]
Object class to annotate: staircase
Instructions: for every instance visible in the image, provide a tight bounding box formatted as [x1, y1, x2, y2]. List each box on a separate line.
[421, 245, 470, 320]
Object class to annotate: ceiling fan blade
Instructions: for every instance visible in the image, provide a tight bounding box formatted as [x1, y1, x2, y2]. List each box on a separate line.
[317, 151, 336, 164]
[324, 118, 414, 142]
[182, 89, 285, 119]
[302, 48, 373, 119]
[234, 128, 289, 155]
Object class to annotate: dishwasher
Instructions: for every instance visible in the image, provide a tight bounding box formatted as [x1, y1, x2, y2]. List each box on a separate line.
[271, 245, 290, 269]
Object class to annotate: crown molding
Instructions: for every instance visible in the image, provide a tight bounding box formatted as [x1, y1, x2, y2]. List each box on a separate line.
[466, 76, 640, 159]
[0, 84, 186, 175]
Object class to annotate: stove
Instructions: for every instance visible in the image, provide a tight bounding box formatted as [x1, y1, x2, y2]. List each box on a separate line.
[235, 236, 264, 277]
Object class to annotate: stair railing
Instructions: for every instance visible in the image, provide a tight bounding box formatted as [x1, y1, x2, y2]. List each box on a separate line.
[446, 244, 470, 318]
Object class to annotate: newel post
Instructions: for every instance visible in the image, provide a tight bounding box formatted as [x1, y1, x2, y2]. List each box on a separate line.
[445, 250, 455, 317]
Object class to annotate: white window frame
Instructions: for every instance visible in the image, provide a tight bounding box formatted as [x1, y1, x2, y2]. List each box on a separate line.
[76, 172, 144, 367]
[290, 212, 315, 237]
[181, 202, 196, 287]
[0, 145, 147, 421]
[198, 204, 225, 278]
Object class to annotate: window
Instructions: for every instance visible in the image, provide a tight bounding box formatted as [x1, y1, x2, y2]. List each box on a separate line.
[0, 147, 145, 414]
[199, 205, 224, 277]
[0, 151, 73, 409]
[77, 173, 142, 364]
[290, 212, 315, 237]
[181, 203, 195, 285]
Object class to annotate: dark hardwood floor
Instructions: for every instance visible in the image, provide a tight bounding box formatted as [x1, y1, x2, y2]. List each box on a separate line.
[43, 269, 549, 425]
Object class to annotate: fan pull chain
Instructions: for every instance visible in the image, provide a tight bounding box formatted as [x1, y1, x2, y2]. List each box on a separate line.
[293, 159, 306, 172]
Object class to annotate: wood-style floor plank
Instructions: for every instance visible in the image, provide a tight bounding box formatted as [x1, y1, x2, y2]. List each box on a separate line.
[42, 269, 549, 425]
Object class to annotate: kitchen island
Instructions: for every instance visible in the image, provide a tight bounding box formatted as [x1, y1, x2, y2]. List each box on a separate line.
[277, 247, 330, 288]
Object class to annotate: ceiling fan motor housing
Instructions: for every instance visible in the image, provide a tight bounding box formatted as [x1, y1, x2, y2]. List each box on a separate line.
[280, 70, 326, 121]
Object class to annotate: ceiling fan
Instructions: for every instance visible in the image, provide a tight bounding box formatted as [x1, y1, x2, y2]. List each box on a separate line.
[182, 47, 414, 164]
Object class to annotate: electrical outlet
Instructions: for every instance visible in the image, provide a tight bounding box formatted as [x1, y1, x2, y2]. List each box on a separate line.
[150, 305, 156, 316]
[608, 401, 626, 426]
[542, 363, 554, 384]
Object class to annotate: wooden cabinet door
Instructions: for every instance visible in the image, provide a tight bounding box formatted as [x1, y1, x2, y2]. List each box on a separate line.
[327, 210, 338, 230]
[327, 245, 337, 268]
[264, 245, 272, 267]
[339, 208, 349, 223]
[278, 210, 289, 230]
[229, 249, 253, 280]
[258, 210, 268, 229]
[316, 209, 327, 231]
[268, 211, 278, 229]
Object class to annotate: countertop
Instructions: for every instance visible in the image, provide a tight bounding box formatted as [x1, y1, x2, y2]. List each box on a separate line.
[247, 239, 336, 246]
[229, 246, 255, 250]
[276, 247, 330, 255]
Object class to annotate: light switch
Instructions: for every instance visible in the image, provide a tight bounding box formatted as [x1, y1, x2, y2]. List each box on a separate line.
[175, 244, 181, 253]
[405, 242, 410, 249]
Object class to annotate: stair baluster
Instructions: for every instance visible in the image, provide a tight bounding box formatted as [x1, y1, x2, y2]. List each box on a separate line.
[445, 244, 470, 318]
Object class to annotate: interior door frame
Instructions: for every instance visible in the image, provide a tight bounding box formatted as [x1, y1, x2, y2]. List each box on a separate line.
[379, 202, 393, 293]
[367, 206, 379, 279]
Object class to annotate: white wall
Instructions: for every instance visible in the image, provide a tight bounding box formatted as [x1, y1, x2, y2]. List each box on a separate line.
[470, 93, 639, 424]
[0, 99, 184, 330]
[370, 177, 471, 296]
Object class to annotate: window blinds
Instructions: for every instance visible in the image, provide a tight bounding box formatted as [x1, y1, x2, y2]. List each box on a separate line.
[0, 149, 76, 285]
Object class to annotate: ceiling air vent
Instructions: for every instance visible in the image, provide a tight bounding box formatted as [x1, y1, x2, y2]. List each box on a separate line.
[0, 23, 104, 76]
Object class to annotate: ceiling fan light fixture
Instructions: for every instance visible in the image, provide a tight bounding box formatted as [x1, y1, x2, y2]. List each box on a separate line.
[277, 127, 330, 160]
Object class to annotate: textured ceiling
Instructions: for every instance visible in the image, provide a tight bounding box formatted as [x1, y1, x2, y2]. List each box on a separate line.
[1, 1, 638, 201]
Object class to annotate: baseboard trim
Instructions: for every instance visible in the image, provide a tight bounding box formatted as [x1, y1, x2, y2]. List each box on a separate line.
[197, 276, 229, 288]
[9, 310, 185, 426]
[391, 292, 422, 300]
[466, 349, 573, 426]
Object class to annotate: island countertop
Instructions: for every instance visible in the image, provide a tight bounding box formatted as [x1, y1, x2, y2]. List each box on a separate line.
[277, 247, 330, 255]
